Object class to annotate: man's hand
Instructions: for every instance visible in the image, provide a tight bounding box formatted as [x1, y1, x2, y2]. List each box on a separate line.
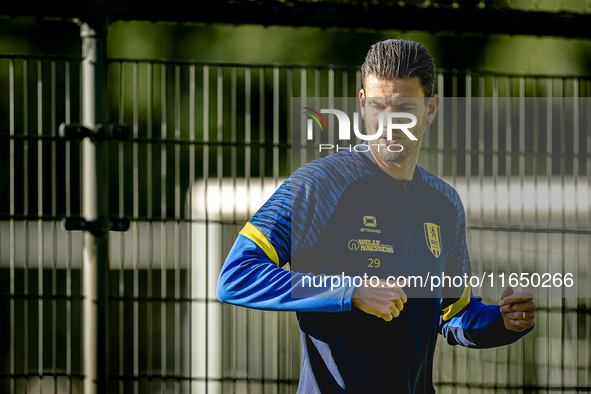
[498, 285, 536, 332]
[352, 279, 408, 322]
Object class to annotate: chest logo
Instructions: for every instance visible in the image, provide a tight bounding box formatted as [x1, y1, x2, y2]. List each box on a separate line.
[361, 215, 381, 233]
[348, 239, 393, 253]
[363, 216, 377, 227]
[424, 223, 441, 258]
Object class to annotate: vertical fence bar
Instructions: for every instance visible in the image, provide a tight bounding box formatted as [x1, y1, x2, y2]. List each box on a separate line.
[216, 68, 224, 388]
[23, 57, 30, 394]
[174, 63, 181, 394]
[437, 71, 444, 177]
[572, 77, 580, 389]
[174, 64, 181, 393]
[8, 56, 15, 394]
[133, 60, 140, 394]
[286, 66, 294, 391]
[464, 71, 472, 390]
[244, 66, 252, 394]
[215, 69, 224, 394]
[215, 65, 224, 394]
[587, 81, 591, 388]
[273, 67, 279, 182]
[300, 68, 306, 169]
[451, 70, 459, 394]
[160, 62, 168, 393]
[545, 77, 553, 388]
[50, 58, 58, 394]
[36, 58, 44, 394]
[273, 66, 280, 394]
[314, 69, 320, 160]
[504, 76, 513, 389]
[477, 75, 485, 391]
[559, 78, 567, 391]
[491, 75, 499, 389]
[532, 75, 540, 391]
[188, 62, 195, 394]
[259, 67, 265, 394]
[451, 69, 457, 181]
[118, 60, 126, 394]
[355, 68, 361, 99]
[65, 60, 73, 394]
[202, 64, 210, 394]
[245, 66, 252, 217]
[146, 61, 154, 394]
[80, 20, 110, 394]
[218, 66, 224, 183]
[230, 65, 238, 394]
[518, 75, 526, 387]
[435, 70, 443, 389]
[328, 68, 334, 149]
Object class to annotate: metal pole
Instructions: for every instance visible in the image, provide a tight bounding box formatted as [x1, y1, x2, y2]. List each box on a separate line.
[81, 19, 110, 394]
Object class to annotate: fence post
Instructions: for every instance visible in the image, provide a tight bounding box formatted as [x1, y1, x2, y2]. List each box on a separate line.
[80, 19, 110, 394]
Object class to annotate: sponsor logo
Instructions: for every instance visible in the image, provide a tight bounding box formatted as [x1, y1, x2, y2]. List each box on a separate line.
[424, 223, 441, 258]
[348, 239, 393, 253]
[361, 215, 381, 233]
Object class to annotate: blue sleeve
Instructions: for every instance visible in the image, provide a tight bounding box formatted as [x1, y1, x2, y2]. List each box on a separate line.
[216, 234, 356, 312]
[439, 294, 533, 349]
[217, 154, 371, 312]
[438, 196, 533, 348]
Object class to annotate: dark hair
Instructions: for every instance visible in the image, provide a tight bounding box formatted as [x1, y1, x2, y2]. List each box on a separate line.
[361, 39, 435, 97]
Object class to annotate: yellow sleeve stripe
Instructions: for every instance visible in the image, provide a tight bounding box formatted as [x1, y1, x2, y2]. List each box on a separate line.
[442, 284, 471, 321]
[239, 222, 280, 266]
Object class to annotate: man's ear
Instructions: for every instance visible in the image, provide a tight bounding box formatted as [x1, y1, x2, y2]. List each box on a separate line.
[427, 94, 440, 120]
[359, 89, 366, 116]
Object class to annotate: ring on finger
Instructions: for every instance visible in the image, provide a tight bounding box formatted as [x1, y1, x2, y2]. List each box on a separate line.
[521, 311, 526, 320]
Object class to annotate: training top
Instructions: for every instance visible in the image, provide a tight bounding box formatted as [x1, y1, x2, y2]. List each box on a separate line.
[216, 146, 532, 393]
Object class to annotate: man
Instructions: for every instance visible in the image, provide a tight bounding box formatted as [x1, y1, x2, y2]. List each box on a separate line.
[217, 39, 536, 393]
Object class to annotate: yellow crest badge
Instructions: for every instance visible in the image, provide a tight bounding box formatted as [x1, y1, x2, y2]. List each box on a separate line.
[424, 223, 441, 258]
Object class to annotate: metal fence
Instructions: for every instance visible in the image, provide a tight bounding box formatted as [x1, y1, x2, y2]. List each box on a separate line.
[0, 49, 590, 394]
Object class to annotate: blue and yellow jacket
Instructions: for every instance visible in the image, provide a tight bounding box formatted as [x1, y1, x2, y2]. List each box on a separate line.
[217, 147, 531, 393]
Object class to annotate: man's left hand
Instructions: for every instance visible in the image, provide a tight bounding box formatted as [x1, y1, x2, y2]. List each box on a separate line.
[498, 286, 536, 332]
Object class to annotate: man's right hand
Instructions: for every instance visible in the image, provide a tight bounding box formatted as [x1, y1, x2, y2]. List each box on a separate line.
[352, 279, 408, 322]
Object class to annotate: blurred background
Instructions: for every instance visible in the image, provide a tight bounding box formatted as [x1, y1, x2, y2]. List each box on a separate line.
[0, 0, 590, 393]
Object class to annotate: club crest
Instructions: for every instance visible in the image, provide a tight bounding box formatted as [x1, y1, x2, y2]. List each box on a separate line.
[424, 223, 441, 258]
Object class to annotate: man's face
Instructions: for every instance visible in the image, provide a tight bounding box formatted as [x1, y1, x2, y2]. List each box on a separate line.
[359, 75, 436, 166]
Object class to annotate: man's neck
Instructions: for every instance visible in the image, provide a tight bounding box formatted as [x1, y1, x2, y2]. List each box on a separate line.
[369, 150, 417, 181]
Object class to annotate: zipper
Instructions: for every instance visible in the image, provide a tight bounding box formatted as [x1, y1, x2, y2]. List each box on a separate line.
[403, 182, 415, 271]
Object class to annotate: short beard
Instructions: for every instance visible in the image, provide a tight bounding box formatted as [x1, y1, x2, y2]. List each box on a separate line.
[365, 123, 410, 163]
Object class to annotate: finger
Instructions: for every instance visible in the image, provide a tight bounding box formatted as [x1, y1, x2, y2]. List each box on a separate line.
[498, 295, 534, 307]
[501, 285, 514, 299]
[390, 306, 401, 318]
[392, 297, 404, 312]
[507, 310, 534, 320]
[509, 301, 536, 311]
[500, 301, 536, 313]
[395, 286, 408, 304]
[505, 309, 536, 319]
[382, 312, 393, 322]
[509, 318, 534, 328]
[502, 291, 534, 299]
